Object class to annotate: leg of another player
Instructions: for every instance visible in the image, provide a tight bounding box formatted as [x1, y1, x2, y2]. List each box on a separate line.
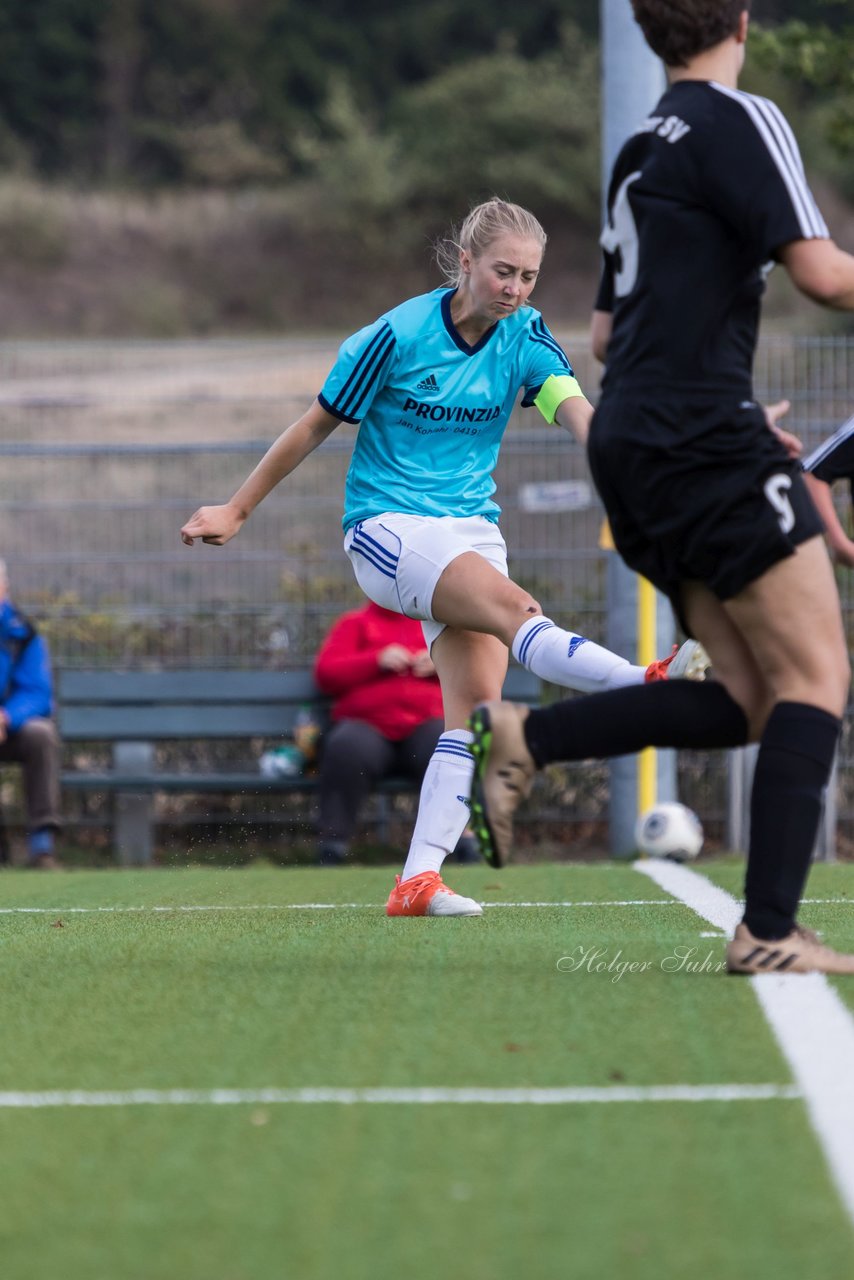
[716, 538, 852, 964]
[467, 584, 758, 869]
[721, 537, 849, 718]
[680, 580, 772, 734]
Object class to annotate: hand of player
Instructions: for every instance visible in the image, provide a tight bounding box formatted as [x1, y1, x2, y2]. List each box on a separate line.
[762, 399, 802, 459]
[377, 644, 412, 673]
[410, 650, 436, 678]
[181, 503, 245, 546]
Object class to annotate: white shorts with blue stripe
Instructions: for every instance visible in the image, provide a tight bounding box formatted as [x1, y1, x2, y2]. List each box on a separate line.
[343, 513, 509, 650]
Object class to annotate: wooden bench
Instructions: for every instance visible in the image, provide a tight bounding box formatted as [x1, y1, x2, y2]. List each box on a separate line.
[57, 666, 542, 864]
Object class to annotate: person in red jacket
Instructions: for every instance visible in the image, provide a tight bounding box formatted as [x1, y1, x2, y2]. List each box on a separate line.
[313, 601, 477, 866]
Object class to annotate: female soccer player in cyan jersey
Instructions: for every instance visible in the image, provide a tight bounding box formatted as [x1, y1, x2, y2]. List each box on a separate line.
[182, 199, 701, 918]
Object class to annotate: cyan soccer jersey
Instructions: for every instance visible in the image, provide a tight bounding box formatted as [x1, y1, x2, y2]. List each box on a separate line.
[318, 288, 574, 529]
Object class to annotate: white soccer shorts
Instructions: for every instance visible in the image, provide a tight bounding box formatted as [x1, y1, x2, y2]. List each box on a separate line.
[343, 512, 509, 649]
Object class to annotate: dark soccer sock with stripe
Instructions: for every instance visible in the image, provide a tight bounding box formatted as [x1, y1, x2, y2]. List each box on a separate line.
[743, 702, 841, 942]
[523, 680, 750, 766]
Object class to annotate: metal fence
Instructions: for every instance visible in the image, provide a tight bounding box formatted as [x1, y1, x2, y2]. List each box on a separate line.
[1, 334, 854, 855]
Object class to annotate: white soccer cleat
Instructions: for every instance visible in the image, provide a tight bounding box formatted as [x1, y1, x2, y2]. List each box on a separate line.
[665, 639, 710, 681]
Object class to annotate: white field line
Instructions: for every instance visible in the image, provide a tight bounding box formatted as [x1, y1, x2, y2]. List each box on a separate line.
[0, 900, 677, 915]
[635, 858, 854, 1225]
[0, 1084, 801, 1110]
[0, 896, 847, 916]
[1, 896, 850, 916]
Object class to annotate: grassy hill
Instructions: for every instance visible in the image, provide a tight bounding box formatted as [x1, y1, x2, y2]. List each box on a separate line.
[3, 177, 852, 340]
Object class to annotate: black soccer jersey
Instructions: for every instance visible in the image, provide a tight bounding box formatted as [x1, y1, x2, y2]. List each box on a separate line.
[596, 80, 828, 396]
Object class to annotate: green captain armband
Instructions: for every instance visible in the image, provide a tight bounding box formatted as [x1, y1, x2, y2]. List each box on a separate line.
[534, 374, 584, 425]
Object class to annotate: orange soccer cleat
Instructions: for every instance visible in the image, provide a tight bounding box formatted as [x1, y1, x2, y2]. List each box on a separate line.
[385, 871, 483, 918]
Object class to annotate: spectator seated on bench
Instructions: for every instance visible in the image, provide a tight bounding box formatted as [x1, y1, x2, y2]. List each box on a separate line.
[313, 601, 479, 866]
[0, 558, 62, 869]
[57, 664, 541, 864]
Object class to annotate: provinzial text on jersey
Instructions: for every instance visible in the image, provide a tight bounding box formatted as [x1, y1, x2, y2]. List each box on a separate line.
[401, 399, 502, 423]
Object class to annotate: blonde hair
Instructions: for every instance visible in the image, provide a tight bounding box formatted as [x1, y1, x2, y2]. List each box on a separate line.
[434, 198, 547, 289]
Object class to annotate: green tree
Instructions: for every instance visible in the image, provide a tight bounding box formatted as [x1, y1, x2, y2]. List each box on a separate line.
[0, 0, 105, 176]
[389, 29, 600, 229]
[290, 27, 600, 243]
[749, 19, 854, 198]
[0, 0, 601, 183]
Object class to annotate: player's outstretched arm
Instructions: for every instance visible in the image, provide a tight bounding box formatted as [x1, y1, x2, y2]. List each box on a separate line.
[554, 393, 594, 447]
[181, 401, 341, 546]
[780, 239, 854, 310]
[590, 309, 612, 364]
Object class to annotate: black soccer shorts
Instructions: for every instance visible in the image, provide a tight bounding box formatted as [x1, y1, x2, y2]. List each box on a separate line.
[588, 392, 824, 624]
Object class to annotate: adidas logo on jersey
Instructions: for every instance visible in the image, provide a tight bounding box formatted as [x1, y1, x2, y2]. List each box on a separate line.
[415, 373, 440, 392]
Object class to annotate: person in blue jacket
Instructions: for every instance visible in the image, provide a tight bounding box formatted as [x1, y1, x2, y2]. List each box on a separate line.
[0, 559, 61, 867]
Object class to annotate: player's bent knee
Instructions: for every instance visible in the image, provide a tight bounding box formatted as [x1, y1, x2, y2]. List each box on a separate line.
[498, 585, 542, 625]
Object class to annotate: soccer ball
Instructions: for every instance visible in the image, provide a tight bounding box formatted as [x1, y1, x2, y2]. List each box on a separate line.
[634, 802, 703, 862]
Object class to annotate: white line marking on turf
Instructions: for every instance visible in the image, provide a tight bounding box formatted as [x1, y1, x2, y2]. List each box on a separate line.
[0, 900, 677, 914]
[635, 860, 742, 934]
[1, 897, 849, 917]
[636, 857, 854, 1224]
[1, 896, 850, 916]
[0, 1084, 800, 1109]
[484, 900, 675, 908]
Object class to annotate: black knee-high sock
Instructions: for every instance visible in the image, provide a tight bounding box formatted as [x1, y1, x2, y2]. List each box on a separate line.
[524, 680, 750, 767]
[743, 702, 840, 941]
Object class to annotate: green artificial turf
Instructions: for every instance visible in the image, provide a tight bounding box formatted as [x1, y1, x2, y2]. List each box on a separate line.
[1, 861, 853, 1279]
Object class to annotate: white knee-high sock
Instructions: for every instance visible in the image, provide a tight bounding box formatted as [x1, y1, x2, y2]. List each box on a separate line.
[401, 731, 474, 881]
[512, 616, 646, 692]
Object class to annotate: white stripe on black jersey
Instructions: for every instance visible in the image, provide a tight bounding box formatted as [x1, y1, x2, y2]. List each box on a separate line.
[803, 414, 854, 476]
[596, 80, 829, 397]
[710, 84, 828, 240]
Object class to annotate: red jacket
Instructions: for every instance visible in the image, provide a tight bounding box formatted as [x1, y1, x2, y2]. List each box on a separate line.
[313, 603, 444, 740]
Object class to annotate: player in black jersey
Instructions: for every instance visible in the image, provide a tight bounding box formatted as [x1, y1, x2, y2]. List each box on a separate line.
[802, 416, 854, 568]
[468, 0, 854, 974]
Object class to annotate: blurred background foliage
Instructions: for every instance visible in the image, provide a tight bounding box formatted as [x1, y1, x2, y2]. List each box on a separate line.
[0, 0, 850, 334]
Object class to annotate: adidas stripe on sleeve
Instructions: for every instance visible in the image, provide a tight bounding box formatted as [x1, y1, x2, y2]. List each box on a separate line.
[520, 316, 574, 412]
[319, 320, 397, 424]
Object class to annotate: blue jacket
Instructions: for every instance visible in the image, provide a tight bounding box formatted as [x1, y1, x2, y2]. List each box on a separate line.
[0, 599, 53, 730]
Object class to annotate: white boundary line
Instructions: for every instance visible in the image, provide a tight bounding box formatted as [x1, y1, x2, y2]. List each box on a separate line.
[635, 858, 854, 1224]
[0, 1084, 801, 1109]
[0, 897, 847, 917]
[0, 900, 677, 914]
